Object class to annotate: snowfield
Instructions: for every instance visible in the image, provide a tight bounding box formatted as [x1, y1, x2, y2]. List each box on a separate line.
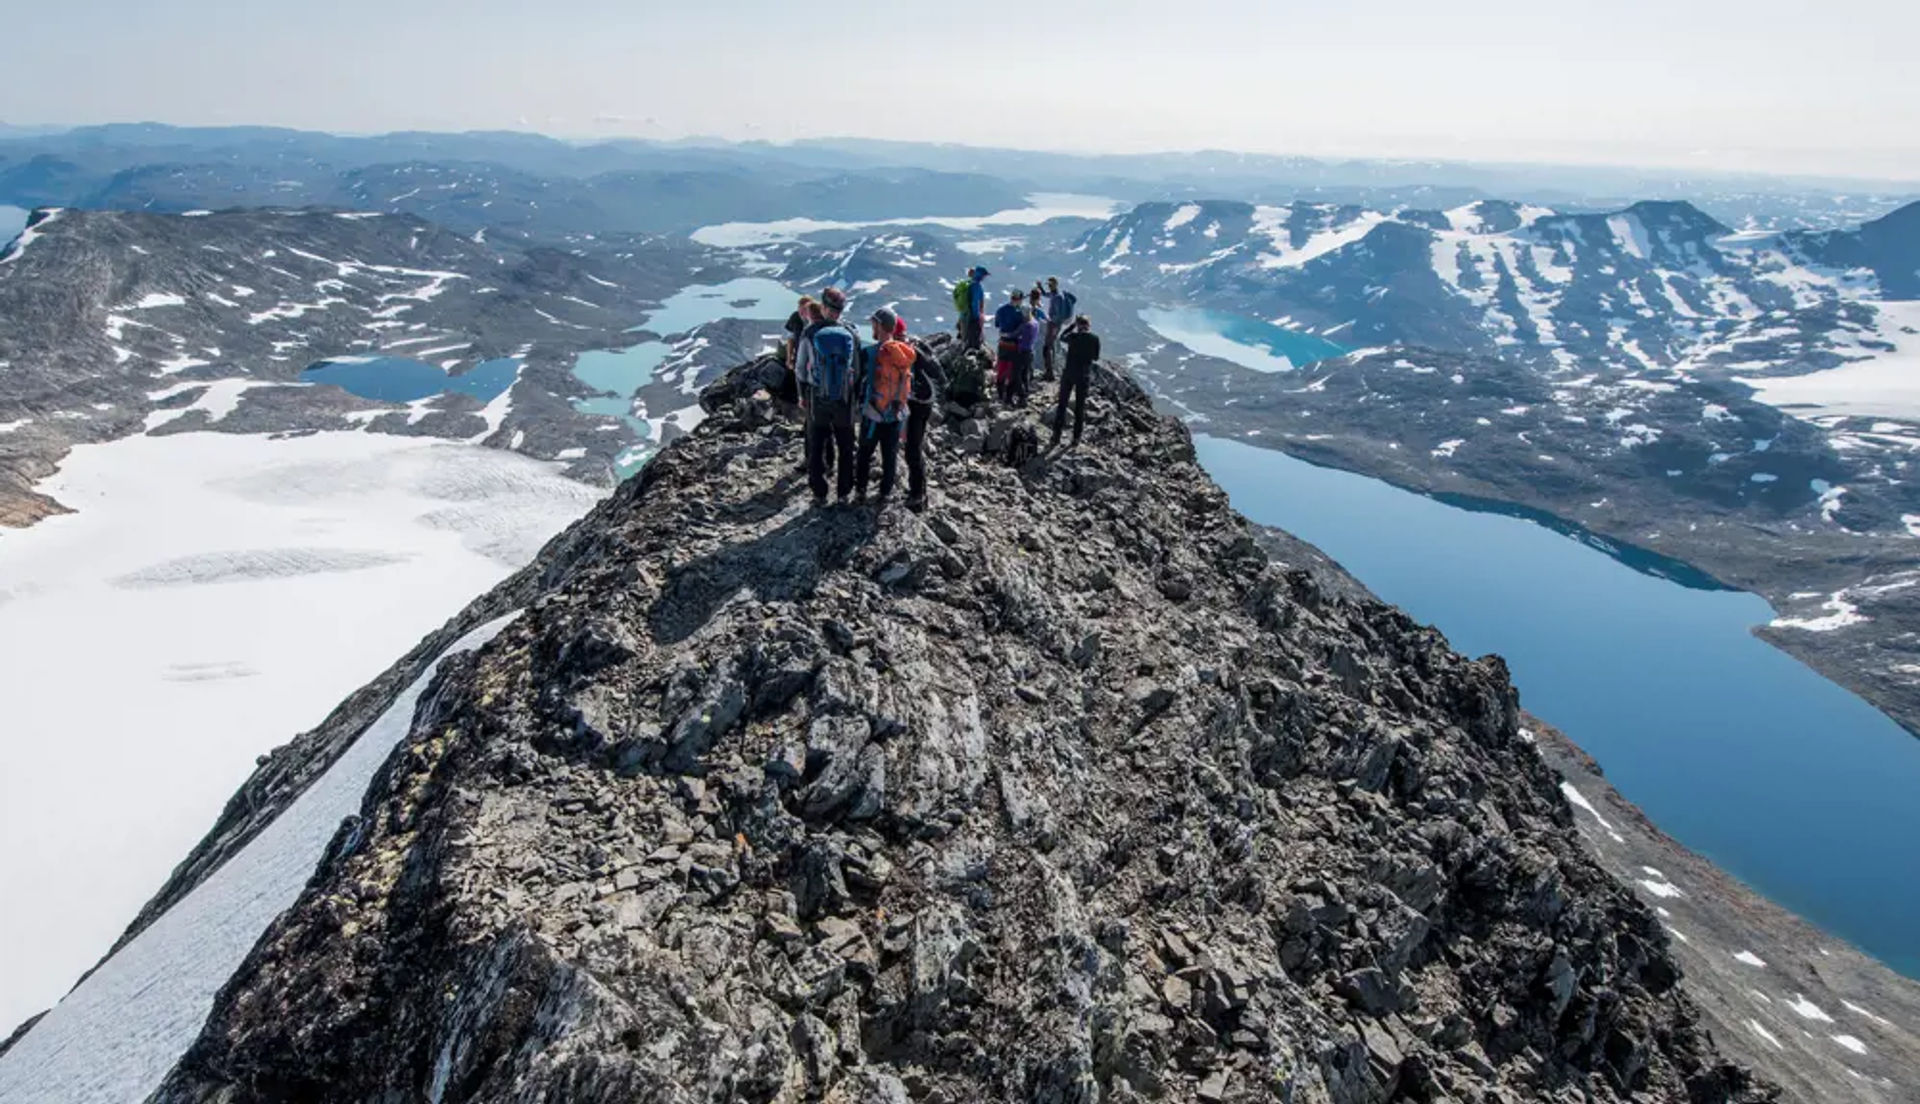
[0, 613, 521, 1104]
[1737, 300, 1920, 420]
[690, 193, 1122, 247]
[0, 430, 601, 1036]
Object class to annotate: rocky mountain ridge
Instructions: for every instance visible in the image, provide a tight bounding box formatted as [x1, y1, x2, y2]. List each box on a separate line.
[1077, 197, 1920, 382]
[34, 349, 1779, 1102]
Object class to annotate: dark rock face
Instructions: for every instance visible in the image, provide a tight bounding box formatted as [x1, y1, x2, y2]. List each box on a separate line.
[153, 357, 1770, 1102]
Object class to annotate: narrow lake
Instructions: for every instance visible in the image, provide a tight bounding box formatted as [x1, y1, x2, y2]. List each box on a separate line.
[1140, 306, 1349, 372]
[301, 356, 519, 403]
[1195, 434, 1920, 979]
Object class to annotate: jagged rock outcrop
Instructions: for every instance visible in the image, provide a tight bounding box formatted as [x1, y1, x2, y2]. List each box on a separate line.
[152, 354, 1772, 1103]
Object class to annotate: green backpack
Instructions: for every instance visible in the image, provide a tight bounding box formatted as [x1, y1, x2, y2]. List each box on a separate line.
[948, 347, 988, 404]
[951, 278, 973, 315]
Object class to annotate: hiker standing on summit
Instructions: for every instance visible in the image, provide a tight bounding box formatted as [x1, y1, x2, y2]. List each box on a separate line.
[797, 287, 861, 506]
[993, 289, 1028, 404]
[954, 265, 990, 350]
[853, 307, 914, 506]
[1042, 277, 1076, 382]
[897, 314, 947, 512]
[1051, 315, 1100, 449]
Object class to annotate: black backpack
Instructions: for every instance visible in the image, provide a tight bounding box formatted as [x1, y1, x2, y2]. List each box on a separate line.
[1005, 424, 1040, 466]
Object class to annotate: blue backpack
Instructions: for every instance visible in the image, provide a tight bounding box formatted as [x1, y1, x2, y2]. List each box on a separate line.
[810, 324, 859, 402]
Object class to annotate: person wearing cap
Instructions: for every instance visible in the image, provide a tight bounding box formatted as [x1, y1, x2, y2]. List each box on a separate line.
[1051, 315, 1101, 449]
[854, 307, 914, 505]
[1042, 277, 1076, 382]
[797, 286, 862, 505]
[992, 289, 1029, 404]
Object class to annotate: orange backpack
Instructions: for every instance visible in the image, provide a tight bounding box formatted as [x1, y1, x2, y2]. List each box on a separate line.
[866, 340, 915, 423]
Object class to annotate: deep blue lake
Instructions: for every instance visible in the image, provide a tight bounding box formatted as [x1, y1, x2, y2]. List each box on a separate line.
[301, 356, 519, 403]
[1141, 306, 1349, 372]
[1195, 434, 1920, 979]
[0, 206, 29, 249]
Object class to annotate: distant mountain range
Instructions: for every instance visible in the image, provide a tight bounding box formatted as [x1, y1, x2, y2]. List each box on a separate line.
[3, 124, 1916, 237]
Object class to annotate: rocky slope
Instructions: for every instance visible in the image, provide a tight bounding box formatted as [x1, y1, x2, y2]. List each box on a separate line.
[107, 352, 1775, 1102]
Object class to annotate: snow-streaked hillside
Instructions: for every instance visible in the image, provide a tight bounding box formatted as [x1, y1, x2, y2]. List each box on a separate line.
[1077, 198, 1920, 403]
[0, 430, 598, 1034]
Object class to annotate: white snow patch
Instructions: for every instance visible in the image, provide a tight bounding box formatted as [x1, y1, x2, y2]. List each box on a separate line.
[1164, 203, 1202, 231]
[128, 292, 186, 310]
[1638, 874, 1685, 899]
[1431, 439, 1464, 459]
[0, 613, 521, 1104]
[1732, 951, 1767, 968]
[1785, 994, 1835, 1023]
[1772, 589, 1867, 633]
[0, 431, 602, 1037]
[691, 193, 1123, 247]
[1738, 301, 1920, 420]
[155, 353, 212, 376]
[1559, 782, 1626, 844]
[1746, 1020, 1786, 1050]
[1831, 1035, 1868, 1056]
[1841, 1000, 1894, 1028]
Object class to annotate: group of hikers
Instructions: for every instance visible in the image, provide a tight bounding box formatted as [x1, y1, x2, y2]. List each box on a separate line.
[779, 271, 1100, 512]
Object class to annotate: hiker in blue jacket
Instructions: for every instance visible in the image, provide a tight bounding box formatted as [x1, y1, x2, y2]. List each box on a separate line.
[796, 287, 862, 505]
[993, 288, 1028, 338]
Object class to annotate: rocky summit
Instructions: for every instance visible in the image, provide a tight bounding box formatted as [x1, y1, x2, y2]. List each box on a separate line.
[149, 348, 1770, 1102]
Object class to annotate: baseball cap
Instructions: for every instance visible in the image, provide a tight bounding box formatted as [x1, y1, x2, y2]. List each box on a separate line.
[869, 306, 899, 333]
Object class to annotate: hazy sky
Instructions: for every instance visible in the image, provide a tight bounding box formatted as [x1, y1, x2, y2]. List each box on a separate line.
[6, 1, 1918, 178]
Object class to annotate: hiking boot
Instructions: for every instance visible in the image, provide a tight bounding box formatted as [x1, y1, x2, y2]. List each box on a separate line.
[811, 493, 829, 509]
[906, 494, 927, 514]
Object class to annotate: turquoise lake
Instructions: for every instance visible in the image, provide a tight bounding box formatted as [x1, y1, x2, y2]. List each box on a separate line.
[301, 356, 519, 403]
[578, 277, 797, 475]
[1195, 434, 1920, 979]
[1140, 306, 1350, 372]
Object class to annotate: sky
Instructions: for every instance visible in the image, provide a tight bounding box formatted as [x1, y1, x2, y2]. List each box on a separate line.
[2, 1, 1917, 173]
[5, 0, 1918, 180]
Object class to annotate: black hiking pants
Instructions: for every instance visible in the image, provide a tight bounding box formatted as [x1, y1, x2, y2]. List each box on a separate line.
[800, 384, 836, 471]
[905, 401, 932, 500]
[963, 314, 983, 350]
[808, 399, 856, 501]
[856, 419, 902, 500]
[1052, 364, 1091, 445]
[1042, 321, 1062, 380]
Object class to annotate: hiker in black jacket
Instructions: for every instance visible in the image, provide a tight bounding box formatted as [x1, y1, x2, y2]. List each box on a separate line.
[1051, 316, 1100, 449]
[895, 316, 949, 512]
